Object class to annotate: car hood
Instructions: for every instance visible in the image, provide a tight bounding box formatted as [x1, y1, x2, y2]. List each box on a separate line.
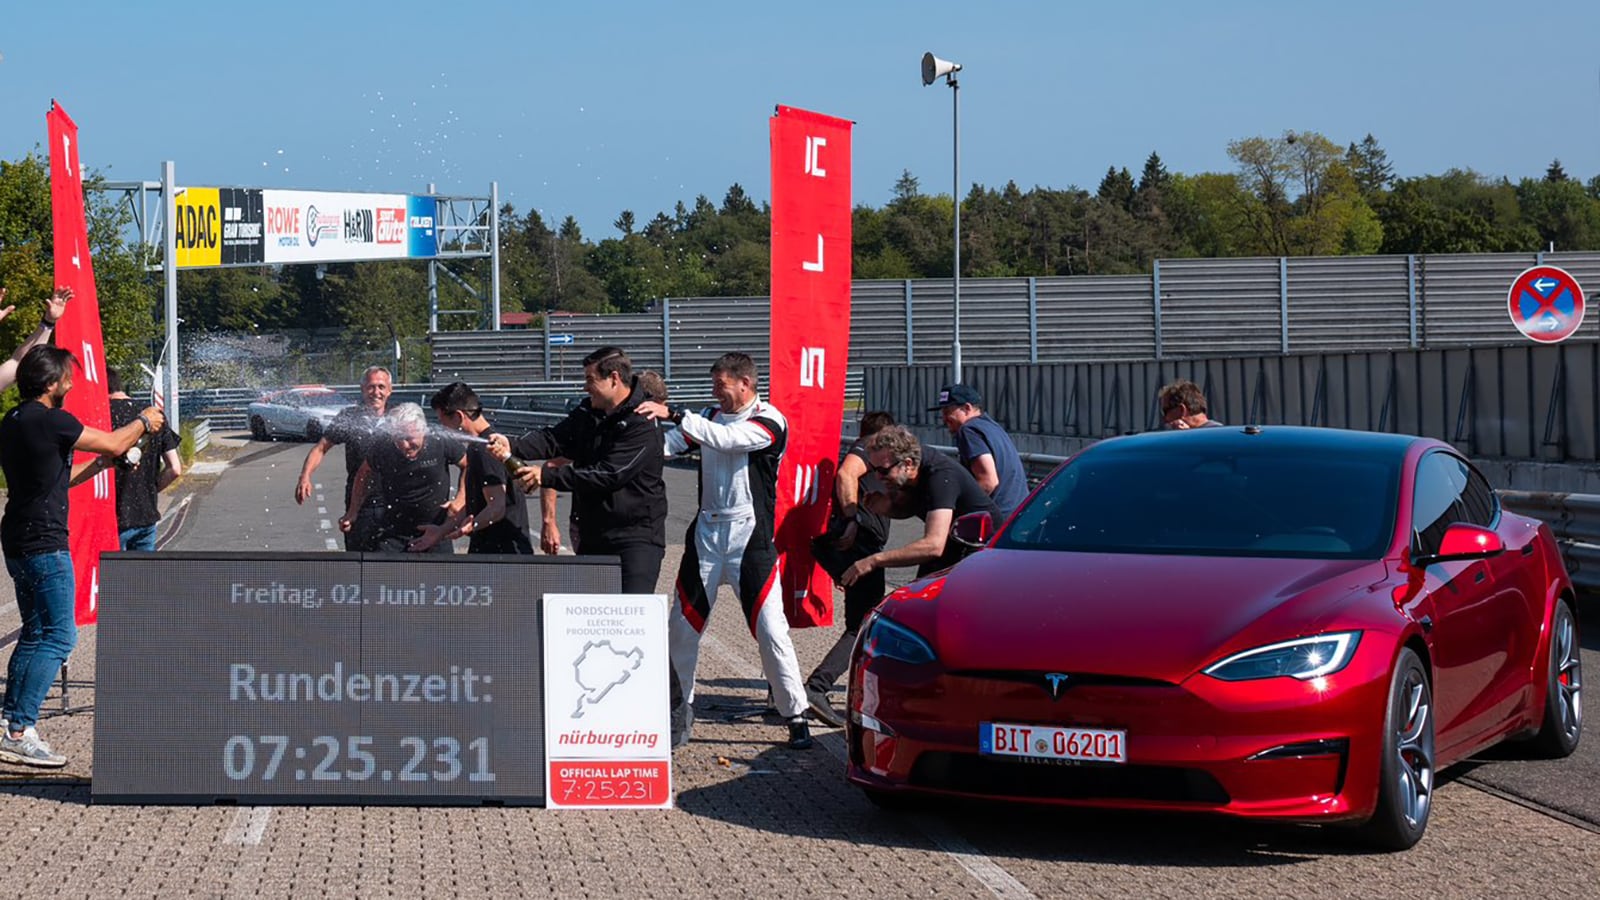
[887, 548, 1383, 683]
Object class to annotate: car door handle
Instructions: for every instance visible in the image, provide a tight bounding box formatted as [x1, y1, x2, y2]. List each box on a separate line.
[1474, 570, 1486, 584]
[1522, 544, 1535, 556]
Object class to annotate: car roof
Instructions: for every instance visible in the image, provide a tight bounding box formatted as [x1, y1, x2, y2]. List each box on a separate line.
[1088, 424, 1431, 461]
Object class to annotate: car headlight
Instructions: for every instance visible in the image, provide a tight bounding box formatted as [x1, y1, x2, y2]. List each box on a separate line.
[1203, 632, 1361, 682]
[860, 612, 937, 665]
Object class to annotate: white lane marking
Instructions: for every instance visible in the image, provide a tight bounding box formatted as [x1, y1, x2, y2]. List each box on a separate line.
[317, 507, 326, 515]
[223, 807, 273, 845]
[319, 519, 333, 531]
[698, 635, 1037, 900]
[325, 538, 340, 551]
[316, 494, 324, 503]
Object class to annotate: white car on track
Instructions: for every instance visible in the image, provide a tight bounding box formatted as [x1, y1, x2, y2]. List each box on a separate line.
[246, 386, 352, 442]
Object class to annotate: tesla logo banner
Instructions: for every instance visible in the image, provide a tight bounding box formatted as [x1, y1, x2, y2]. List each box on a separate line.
[48, 101, 119, 625]
[769, 105, 852, 628]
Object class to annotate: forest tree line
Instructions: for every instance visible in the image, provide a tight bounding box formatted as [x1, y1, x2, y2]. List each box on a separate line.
[1, 130, 1597, 381]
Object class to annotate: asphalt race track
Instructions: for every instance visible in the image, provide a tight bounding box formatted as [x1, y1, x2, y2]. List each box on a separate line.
[0, 434, 1594, 898]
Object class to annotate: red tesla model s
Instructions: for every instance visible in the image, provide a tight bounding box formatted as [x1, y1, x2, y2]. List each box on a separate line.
[845, 426, 1582, 850]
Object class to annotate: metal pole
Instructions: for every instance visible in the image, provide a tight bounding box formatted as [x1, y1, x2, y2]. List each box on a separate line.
[427, 182, 439, 333]
[542, 311, 552, 381]
[662, 296, 673, 382]
[1027, 276, 1038, 363]
[162, 160, 180, 431]
[951, 76, 962, 383]
[1279, 256, 1290, 354]
[904, 279, 915, 365]
[489, 181, 502, 331]
[1152, 259, 1164, 360]
[1407, 255, 1419, 348]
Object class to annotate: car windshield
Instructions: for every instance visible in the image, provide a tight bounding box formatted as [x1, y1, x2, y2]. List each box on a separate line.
[283, 391, 348, 409]
[995, 443, 1400, 560]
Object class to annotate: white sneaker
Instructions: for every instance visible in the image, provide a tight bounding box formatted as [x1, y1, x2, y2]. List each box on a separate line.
[0, 730, 66, 768]
[0, 721, 52, 753]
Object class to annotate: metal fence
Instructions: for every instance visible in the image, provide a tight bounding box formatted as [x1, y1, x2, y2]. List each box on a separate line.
[430, 249, 1600, 385]
[864, 339, 1600, 463]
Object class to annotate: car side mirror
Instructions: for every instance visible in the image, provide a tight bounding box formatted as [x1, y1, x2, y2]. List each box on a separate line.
[951, 511, 995, 549]
[1413, 523, 1505, 567]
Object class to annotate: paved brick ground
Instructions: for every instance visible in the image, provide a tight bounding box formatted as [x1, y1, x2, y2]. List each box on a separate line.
[0, 437, 1593, 898]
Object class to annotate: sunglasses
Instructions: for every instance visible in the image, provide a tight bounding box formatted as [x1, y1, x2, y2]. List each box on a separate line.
[873, 459, 902, 477]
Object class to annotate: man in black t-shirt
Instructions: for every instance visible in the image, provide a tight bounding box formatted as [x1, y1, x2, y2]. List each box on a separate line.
[340, 403, 467, 554]
[296, 366, 391, 550]
[803, 411, 896, 727]
[106, 368, 183, 551]
[841, 424, 1000, 588]
[0, 346, 163, 767]
[428, 382, 533, 555]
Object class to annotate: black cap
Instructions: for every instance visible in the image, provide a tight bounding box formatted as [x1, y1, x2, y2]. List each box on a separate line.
[928, 383, 982, 411]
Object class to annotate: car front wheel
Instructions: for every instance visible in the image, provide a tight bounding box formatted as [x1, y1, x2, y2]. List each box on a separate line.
[1357, 647, 1434, 851]
[250, 416, 269, 441]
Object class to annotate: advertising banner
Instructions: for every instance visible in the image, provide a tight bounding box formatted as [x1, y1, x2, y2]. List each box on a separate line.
[407, 195, 440, 258]
[219, 188, 265, 266]
[542, 594, 672, 809]
[46, 100, 120, 625]
[768, 105, 853, 628]
[261, 190, 410, 264]
[173, 189, 439, 268]
[174, 187, 221, 268]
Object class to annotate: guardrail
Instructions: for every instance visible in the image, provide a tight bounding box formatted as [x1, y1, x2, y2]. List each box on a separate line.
[1498, 491, 1600, 593]
[456, 407, 1600, 595]
[191, 418, 212, 456]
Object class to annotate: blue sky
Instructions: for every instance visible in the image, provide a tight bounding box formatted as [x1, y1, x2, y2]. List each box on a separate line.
[4, 1, 1598, 237]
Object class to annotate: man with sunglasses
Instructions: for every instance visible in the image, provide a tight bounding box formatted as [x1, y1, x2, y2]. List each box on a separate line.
[1157, 379, 1222, 430]
[841, 424, 999, 590]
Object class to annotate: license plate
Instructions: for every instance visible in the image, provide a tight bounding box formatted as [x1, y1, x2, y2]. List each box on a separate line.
[980, 722, 1127, 764]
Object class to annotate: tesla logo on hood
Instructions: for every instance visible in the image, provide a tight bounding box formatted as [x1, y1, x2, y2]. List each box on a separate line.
[1044, 673, 1071, 699]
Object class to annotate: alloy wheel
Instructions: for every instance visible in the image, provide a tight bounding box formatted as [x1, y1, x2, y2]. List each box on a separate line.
[1394, 670, 1434, 830]
[1552, 611, 1583, 743]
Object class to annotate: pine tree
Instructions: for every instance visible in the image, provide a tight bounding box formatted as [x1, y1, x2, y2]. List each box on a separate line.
[1346, 134, 1394, 198]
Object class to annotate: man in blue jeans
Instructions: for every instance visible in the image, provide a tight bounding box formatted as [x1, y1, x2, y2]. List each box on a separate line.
[0, 346, 162, 767]
[107, 367, 183, 551]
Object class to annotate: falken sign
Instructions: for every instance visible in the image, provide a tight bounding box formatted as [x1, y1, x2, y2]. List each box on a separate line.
[174, 188, 439, 268]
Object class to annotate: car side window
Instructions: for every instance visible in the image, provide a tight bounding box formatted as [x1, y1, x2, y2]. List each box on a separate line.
[1412, 453, 1467, 556]
[1458, 461, 1498, 528]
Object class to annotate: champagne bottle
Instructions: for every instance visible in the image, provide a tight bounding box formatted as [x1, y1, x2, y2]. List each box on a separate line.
[504, 455, 532, 477]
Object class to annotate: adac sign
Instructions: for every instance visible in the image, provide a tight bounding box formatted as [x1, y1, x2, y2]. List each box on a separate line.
[174, 187, 221, 268]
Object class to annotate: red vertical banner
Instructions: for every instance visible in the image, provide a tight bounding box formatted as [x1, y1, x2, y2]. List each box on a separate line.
[47, 101, 119, 625]
[769, 105, 852, 628]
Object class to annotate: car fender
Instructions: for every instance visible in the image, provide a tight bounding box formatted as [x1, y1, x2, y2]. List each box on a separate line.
[1526, 523, 1577, 728]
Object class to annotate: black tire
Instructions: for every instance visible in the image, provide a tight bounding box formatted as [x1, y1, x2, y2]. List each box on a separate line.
[250, 416, 269, 441]
[1356, 647, 1434, 851]
[1526, 599, 1583, 758]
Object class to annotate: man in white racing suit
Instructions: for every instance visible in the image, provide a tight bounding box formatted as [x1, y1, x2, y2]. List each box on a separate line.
[637, 352, 813, 751]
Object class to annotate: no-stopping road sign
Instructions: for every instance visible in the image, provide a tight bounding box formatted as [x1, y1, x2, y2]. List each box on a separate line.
[1508, 265, 1587, 343]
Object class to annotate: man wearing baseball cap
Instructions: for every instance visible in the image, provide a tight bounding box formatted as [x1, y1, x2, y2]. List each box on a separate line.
[929, 383, 1028, 522]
